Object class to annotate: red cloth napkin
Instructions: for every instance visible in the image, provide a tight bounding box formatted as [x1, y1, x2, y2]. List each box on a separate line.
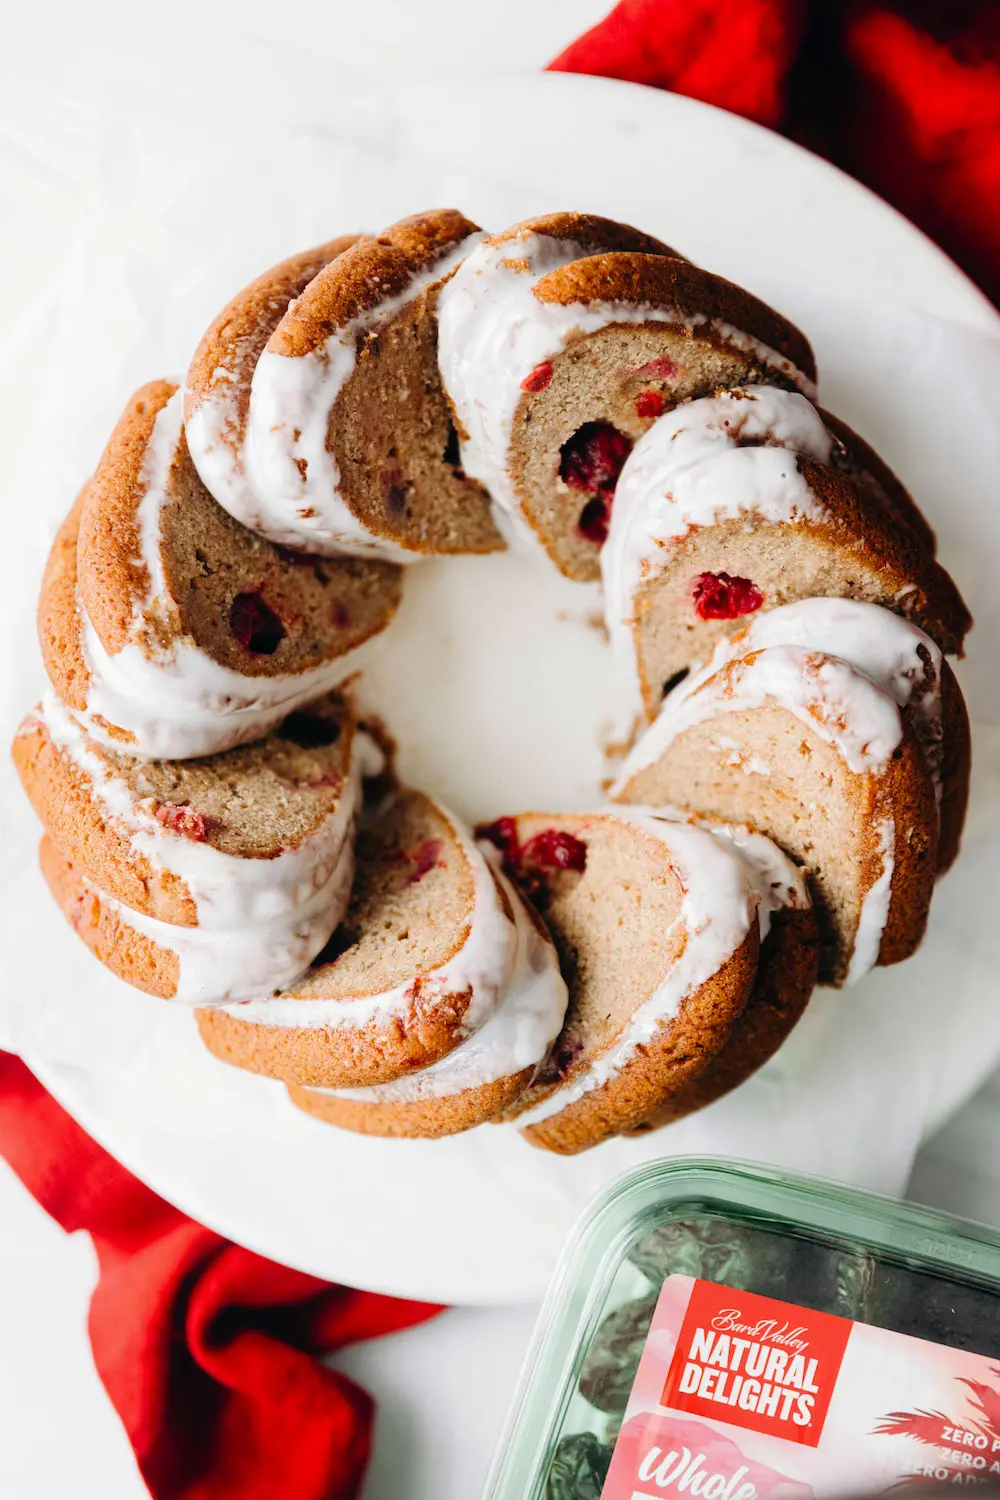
[549, 0, 1000, 306]
[0, 1053, 442, 1499]
[3, 9, 997, 1498]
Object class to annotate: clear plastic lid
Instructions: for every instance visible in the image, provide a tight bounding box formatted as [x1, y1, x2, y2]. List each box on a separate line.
[484, 1157, 1000, 1499]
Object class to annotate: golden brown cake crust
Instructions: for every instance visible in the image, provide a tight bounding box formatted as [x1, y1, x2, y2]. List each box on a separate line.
[268, 210, 481, 359]
[487, 212, 682, 259]
[820, 407, 936, 554]
[938, 660, 972, 873]
[287, 1067, 535, 1139]
[520, 929, 759, 1155]
[193, 791, 494, 1088]
[80, 379, 176, 654]
[534, 253, 816, 382]
[76, 381, 404, 682]
[13, 712, 197, 925]
[39, 836, 180, 998]
[630, 906, 820, 1129]
[12, 694, 356, 926]
[37, 488, 93, 717]
[195, 985, 475, 1090]
[185, 234, 360, 434]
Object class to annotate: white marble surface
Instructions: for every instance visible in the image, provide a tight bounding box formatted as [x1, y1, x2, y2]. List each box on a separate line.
[2, 5, 1000, 1498]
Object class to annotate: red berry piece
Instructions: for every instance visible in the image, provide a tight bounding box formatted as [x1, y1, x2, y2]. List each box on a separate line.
[560, 422, 632, 495]
[692, 572, 764, 621]
[406, 838, 445, 886]
[154, 803, 208, 841]
[229, 592, 286, 654]
[635, 389, 665, 420]
[521, 829, 588, 874]
[633, 356, 678, 381]
[281, 711, 342, 748]
[521, 361, 553, 392]
[577, 496, 611, 544]
[477, 816, 521, 865]
[331, 601, 351, 630]
[550, 1036, 584, 1080]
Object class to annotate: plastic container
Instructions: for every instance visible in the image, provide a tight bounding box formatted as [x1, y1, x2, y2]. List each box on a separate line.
[484, 1157, 1000, 1499]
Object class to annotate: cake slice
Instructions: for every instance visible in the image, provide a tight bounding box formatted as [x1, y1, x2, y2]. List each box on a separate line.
[478, 810, 760, 1153]
[438, 216, 815, 580]
[287, 868, 567, 1137]
[196, 790, 535, 1089]
[13, 691, 362, 931]
[38, 832, 355, 1005]
[602, 386, 970, 728]
[627, 815, 819, 1128]
[185, 233, 360, 534]
[244, 209, 504, 560]
[51, 384, 402, 758]
[613, 645, 939, 985]
[665, 598, 971, 873]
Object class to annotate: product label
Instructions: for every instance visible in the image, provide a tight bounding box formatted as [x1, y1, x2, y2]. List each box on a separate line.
[602, 1275, 1000, 1497]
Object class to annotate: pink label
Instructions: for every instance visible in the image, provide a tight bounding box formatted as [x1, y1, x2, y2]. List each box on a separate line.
[602, 1275, 1000, 1496]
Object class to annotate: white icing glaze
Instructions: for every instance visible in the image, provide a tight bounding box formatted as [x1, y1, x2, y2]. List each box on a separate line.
[78, 390, 384, 760]
[513, 810, 758, 1128]
[846, 817, 895, 986]
[82, 839, 356, 1005]
[241, 234, 482, 561]
[36, 690, 363, 929]
[615, 643, 905, 785]
[184, 366, 250, 531]
[670, 598, 945, 806]
[649, 806, 810, 942]
[314, 868, 567, 1103]
[614, 646, 909, 987]
[217, 801, 521, 1035]
[602, 386, 834, 725]
[437, 239, 816, 544]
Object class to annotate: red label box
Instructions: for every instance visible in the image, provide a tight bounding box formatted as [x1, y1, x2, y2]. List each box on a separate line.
[660, 1280, 853, 1447]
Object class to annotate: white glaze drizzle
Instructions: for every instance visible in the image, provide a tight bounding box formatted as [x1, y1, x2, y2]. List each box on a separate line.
[216, 801, 521, 1034]
[846, 817, 895, 985]
[615, 644, 905, 786]
[513, 810, 758, 1128]
[311, 868, 567, 1103]
[613, 646, 907, 987]
[78, 839, 356, 1005]
[437, 237, 816, 544]
[668, 598, 945, 807]
[35, 690, 363, 929]
[650, 806, 811, 942]
[602, 386, 835, 725]
[241, 234, 482, 561]
[78, 389, 386, 760]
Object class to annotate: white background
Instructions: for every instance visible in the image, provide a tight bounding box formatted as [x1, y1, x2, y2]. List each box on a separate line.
[3, 2, 1000, 1496]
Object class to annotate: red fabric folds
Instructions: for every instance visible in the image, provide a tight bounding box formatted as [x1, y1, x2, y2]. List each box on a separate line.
[0, 1052, 441, 1500]
[549, 0, 1000, 304]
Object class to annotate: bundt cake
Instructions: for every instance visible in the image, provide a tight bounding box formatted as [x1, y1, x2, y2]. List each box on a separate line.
[437, 216, 816, 581]
[12, 201, 976, 1153]
[612, 645, 939, 986]
[233, 210, 504, 561]
[195, 789, 560, 1090]
[14, 692, 363, 1000]
[602, 386, 970, 728]
[44, 381, 403, 759]
[478, 810, 761, 1153]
